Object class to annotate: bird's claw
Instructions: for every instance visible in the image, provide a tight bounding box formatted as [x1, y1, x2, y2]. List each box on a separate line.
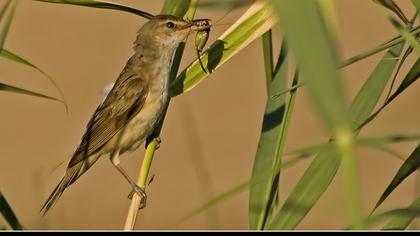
[154, 137, 162, 149]
[128, 185, 147, 209]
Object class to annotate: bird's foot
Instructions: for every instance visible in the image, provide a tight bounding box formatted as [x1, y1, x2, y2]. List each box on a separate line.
[146, 136, 162, 149]
[154, 137, 162, 149]
[128, 185, 147, 209]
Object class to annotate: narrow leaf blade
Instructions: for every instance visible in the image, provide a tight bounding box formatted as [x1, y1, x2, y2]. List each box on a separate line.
[360, 56, 420, 129]
[383, 198, 420, 230]
[372, 145, 420, 212]
[0, 192, 23, 230]
[0, 0, 16, 50]
[249, 42, 288, 229]
[350, 43, 404, 126]
[268, 147, 341, 229]
[271, 0, 349, 131]
[161, 0, 191, 17]
[33, 0, 154, 19]
[0, 49, 67, 107]
[0, 82, 60, 101]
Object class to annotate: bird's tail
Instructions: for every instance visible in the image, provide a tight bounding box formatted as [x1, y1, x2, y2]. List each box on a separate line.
[40, 161, 84, 215]
[40, 153, 101, 215]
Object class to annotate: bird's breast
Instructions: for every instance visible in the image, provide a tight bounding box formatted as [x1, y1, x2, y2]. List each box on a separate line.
[118, 68, 169, 152]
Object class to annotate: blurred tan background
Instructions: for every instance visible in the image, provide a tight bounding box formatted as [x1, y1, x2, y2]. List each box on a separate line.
[0, 0, 419, 230]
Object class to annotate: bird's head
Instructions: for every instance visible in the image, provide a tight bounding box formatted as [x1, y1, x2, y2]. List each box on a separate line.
[136, 15, 211, 49]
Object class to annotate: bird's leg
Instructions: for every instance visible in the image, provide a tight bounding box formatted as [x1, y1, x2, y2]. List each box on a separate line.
[110, 149, 147, 209]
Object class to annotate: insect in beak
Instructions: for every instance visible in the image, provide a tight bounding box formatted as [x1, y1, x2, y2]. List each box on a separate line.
[190, 19, 211, 73]
[195, 28, 210, 73]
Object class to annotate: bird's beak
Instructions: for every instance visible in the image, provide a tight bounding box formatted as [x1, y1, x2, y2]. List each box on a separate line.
[178, 19, 211, 31]
[178, 22, 193, 30]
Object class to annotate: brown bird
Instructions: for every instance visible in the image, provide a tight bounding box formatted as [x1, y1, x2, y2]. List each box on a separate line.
[41, 15, 211, 214]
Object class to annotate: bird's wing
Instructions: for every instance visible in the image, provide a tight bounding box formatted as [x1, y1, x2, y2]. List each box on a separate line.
[69, 75, 149, 167]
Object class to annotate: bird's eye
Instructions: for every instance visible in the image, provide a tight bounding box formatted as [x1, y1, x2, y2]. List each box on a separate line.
[166, 22, 175, 28]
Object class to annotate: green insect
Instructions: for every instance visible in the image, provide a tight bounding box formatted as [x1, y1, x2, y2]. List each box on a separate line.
[194, 19, 211, 73]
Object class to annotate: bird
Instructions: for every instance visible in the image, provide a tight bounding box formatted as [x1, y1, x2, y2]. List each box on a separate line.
[41, 15, 211, 215]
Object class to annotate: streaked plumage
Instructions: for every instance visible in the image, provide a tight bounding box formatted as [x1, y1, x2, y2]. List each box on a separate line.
[41, 15, 211, 214]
